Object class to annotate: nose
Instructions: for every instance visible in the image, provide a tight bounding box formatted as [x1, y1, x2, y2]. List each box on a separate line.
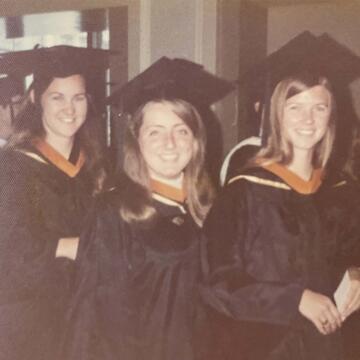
[164, 131, 176, 149]
[302, 108, 315, 124]
[63, 100, 75, 116]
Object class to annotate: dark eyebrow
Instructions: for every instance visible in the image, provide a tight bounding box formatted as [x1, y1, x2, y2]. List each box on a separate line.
[47, 91, 87, 96]
[286, 100, 328, 105]
[144, 124, 164, 129]
[48, 92, 63, 96]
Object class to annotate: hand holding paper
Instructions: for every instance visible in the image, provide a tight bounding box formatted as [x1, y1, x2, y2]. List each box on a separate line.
[55, 237, 79, 260]
[299, 289, 342, 335]
[334, 267, 360, 320]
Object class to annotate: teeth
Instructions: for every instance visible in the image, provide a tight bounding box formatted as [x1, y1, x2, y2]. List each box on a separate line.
[61, 118, 75, 123]
[161, 155, 177, 161]
[297, 130, 314, 135]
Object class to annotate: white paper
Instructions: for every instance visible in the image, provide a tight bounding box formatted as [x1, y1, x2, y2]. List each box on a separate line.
[334, 270, 351, 312]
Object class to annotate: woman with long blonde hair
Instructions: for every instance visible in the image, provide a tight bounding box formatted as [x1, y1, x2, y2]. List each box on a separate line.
[202, 73, 360, 360]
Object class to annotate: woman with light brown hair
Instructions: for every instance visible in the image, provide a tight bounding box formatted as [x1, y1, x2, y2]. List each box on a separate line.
[63, 57, 235, 360]
[120, 98, 212, 225]
[202, 73, 360, 360]
[64, 96, 216, 360]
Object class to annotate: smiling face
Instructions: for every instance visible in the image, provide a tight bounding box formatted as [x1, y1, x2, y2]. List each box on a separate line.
[40, 74, 88, 146]
[282, 84, 331, 158]
[138, 101, 196, 182]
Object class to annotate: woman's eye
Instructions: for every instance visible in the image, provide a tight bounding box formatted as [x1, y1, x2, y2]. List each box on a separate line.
[315, 104, 328, 112]
[148, 130, 160, 137]
[74, 94, 87, 102]
[51, 95, 63, 101]
[177, 127, 190, 136]
[287, 104, 299, 111]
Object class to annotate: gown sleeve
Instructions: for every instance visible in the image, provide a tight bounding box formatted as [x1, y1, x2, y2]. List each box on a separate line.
[0, 152, 59, 303]
[62, 194, 128, 360]
[321, 177, 360, 281]
[201, 181, 304, 326]
[0, 151, 69, 359]
[335, 180, 360, 270]
[61, 197, 103, 360]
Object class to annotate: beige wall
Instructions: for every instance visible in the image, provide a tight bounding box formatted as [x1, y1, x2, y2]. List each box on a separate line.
[150, 0, 197, 63]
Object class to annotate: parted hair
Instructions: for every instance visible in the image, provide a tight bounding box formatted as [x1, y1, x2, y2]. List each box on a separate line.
[118, 98, 215, 226]
[7, 74, 107, 193]
[255, 73, 336, 168]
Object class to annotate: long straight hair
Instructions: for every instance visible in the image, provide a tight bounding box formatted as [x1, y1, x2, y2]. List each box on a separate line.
[254, 73, 336, 169]
[7, 74, 107, 192]
[118, 98, 214, 226]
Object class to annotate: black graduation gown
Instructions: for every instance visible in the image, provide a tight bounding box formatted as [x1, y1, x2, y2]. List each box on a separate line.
[201, 166, 351, 360]
[64, 190, 207, 360]
[0, 145, 92, 360]
[317, 174, 360, 360]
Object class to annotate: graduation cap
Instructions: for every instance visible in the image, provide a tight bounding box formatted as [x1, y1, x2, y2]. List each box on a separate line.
[106, 56, 235, 114]
[0, 45, 111, 81]
[0, 45, 114, 111]
[0, 76, 23, 107]
[243, 31, 360, 103]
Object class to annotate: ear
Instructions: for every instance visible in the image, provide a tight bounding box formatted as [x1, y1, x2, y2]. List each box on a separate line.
[29, 89, 35, 104]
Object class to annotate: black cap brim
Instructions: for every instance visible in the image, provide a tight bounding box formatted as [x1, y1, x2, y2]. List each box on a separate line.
[0, 76, 23, 106]
[242, 31, 360, 102]
[0, 45, 111, 80]
[106, 56, 235, 114]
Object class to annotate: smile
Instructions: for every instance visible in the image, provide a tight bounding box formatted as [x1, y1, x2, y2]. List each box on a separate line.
[60, 118, 76, 124]
[160, 154, 178, 161]
[296, 129, 315, 135]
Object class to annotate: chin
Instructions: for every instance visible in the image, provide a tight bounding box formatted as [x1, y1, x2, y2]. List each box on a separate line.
[163, 173, 182, 180]
[155, 170, 183, 180]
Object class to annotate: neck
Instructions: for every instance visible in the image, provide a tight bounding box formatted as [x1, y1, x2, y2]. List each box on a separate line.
[150, 173, 184, 189]
[287, 150, 314, 181]
[44, 134, 74, 159]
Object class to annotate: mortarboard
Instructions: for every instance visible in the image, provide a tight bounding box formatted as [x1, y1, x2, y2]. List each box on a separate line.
[243, 31, 360, 103]
[106, 56, 235, 114]
[0, 45, 111, 84]
[0, 76, 23, 107]
[0, 45, 113, 110]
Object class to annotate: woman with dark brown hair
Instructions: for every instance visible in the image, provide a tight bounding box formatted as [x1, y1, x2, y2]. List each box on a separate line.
[0, 46, 108, 360]
[202, 73, 360, 360]
[64, 97, 215, 360]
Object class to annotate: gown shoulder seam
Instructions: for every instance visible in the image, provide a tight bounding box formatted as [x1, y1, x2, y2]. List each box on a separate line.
[14, 149, 49, 165]
[228, 174, 291, 191]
